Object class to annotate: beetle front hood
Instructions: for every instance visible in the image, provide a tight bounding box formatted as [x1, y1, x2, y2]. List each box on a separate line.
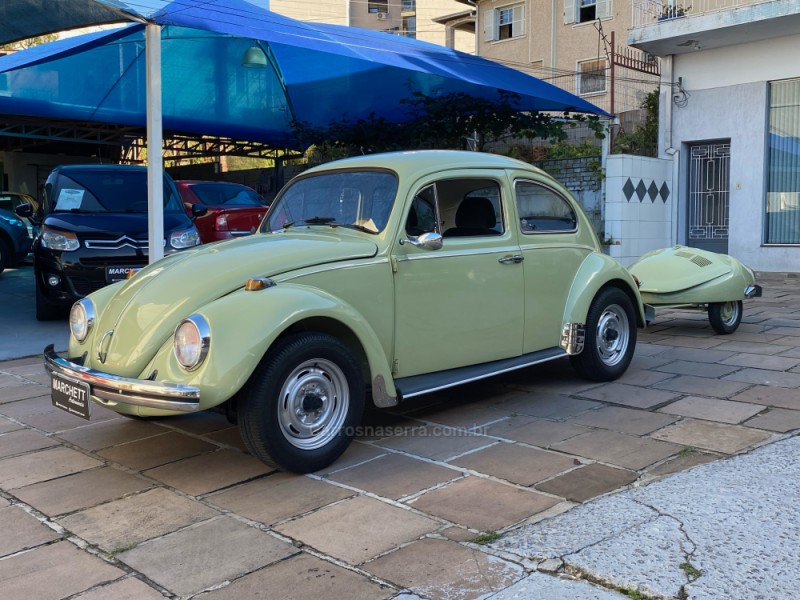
[93, 232, 378, 375]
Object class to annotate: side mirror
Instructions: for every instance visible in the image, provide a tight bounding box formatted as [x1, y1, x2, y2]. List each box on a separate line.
[191, 204, 208, 219]
[15, 203, 33, 218]
[401, 231, 443, 251]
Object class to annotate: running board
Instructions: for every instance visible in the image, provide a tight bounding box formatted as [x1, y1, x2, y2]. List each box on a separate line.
[395, 347, 567, 400]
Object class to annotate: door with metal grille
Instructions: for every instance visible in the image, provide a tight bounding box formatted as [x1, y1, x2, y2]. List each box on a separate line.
[687, 141, 730, 253]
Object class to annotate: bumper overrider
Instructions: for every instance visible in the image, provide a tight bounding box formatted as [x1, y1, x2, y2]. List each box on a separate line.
[44, 344, 201, 413]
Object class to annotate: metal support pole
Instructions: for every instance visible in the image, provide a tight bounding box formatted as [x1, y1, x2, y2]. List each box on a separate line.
[146, 23, 164, 264]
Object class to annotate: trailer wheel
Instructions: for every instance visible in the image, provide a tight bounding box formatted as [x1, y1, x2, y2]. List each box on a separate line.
[708, 301, 742, 334]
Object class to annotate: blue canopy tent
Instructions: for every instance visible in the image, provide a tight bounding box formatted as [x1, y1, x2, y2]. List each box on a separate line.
[0, 0, 607, 259]
[0, 1, 606, 147]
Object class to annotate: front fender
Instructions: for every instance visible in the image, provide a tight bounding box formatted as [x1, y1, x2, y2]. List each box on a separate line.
[562, 253, 646, 328]
[143, 283, 396, 412]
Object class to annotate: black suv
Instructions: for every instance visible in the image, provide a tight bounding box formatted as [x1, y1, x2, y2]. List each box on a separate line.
[19, 165, 201, 320]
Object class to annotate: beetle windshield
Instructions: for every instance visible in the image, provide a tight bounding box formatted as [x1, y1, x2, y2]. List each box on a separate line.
[265, 171, 398, 234]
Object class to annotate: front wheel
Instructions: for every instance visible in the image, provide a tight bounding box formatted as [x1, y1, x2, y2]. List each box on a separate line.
[570, 287, 637, 382]
[708, 301, 742, 335]
[238, 332, 365, 473]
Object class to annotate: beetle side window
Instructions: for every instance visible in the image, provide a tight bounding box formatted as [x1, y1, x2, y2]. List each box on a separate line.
[515, 180, 577, 234]
[408, 179, 504, 239]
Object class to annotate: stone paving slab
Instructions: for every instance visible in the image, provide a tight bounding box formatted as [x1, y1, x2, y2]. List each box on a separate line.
[207, 472, 354, 525]
[658, 396, 765, 424]
[119, 515, 297, 597]
[0, 504, 60, 557]
[96, 431, 218, 471]
[449, 442, 577, 486]
[0, 541, 124, 600]
[535, 463, 638, 503]
[484, 416, 589, 447]
[328, 452, 460, 500]
[651, 419, 773, 454]
[745, 408, 800, 433]
[374, 425, 494, 461]
[74, 576, 167, 600]
[57, 487, 219, 553]
[552, 429, 683, 470]
[566, 405, 677, 436]
[13, 466, 152, 517]
[275, 495, 439, 565]
[578, 383, 679, 409]
[365, 538, 523, 600]
[195, 552, 393, 600]
[0, 428, 59, 458]
[408, 476, 560, 532]
[142, 448, 273, 496]
[0, 446, 102, 490]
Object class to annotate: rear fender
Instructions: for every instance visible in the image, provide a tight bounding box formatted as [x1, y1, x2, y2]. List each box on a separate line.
[562, 253, 646, 330]
[143, 283, 397, 411]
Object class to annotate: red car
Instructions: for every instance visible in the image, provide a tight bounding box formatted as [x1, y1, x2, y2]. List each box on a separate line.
[177, 180, 269, 243]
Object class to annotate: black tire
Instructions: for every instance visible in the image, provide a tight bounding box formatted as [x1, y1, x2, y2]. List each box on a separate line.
[238, 332, 365, 473]
[570, 287, 637, 382]
[0, 237, 9, 276]
[35, 278, 64, 321]
[708, 301, 742, 335]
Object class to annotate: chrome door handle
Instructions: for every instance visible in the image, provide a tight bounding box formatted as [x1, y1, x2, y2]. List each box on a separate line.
[498, 255, 524, 264]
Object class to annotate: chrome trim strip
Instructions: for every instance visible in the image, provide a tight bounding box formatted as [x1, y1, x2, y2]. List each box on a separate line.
[44, 345, 201, 412]
[278, 258, 390, 282]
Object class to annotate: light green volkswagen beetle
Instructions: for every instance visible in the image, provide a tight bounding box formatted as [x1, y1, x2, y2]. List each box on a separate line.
[45, 151, 647, 473]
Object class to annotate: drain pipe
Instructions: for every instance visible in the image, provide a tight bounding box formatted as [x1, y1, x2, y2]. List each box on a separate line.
[662, 55, 681, 246]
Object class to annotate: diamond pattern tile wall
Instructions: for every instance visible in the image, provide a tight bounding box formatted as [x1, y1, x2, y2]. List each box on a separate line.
[621, 177, 670, 203]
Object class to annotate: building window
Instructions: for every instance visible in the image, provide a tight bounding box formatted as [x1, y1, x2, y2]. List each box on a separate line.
[483, 4, 525, 42]
[402, 0, 416, 12]
[402, 15, 417, 38]
[578, 59, 606, 95]
[368, 1, 388, 14]
[766, 79, 800, 245]
[564, 0, 611, 24]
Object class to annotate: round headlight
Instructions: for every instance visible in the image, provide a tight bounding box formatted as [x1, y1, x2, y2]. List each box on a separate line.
[69, 299, 95, 342]
[173, 315, 210, 371]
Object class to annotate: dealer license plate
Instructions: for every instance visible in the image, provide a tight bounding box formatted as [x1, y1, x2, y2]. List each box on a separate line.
[106, 265, 139, 283]
[51, 372, 91, 420]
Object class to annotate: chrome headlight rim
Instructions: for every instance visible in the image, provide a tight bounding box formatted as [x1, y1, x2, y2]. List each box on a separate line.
[69, 299, 95, 343]
[173, 314, 211, 371]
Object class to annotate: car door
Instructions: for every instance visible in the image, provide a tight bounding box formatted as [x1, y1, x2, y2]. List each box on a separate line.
[513, 177, 593, 353]
[391, 173, 524, 378]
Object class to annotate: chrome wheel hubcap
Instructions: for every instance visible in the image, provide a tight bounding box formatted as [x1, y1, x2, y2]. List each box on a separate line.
[720, 302, 740, 326]
[596, 304, 629, 367]
[278, 359, 349, 450]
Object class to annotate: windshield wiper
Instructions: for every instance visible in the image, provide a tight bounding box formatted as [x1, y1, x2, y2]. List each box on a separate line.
[336, 223, 377, 234]
[283, 216, 337, 229]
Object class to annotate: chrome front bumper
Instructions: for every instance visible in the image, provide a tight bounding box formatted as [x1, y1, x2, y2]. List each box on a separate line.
[44, 345, 201, 413]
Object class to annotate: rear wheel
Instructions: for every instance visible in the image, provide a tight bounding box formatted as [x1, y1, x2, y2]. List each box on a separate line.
[708, 301, 742, 334]
[238, 333, 364, 473]
[570, 287, 637, 381]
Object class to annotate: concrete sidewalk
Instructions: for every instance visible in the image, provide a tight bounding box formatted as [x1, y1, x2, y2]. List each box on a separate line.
[0, 270, 798, 599]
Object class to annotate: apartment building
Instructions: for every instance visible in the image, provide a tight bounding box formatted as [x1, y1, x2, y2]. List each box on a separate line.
[270, 0, 474, 53]
[628, 0, 800, 271]
[473, 0, 658, 116]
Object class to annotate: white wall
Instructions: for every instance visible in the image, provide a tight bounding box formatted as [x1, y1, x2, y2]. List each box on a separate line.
[605, 154, 674, 266]
[664, 32, 800, 272]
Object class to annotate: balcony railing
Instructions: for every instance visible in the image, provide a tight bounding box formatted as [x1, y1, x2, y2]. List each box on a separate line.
[632, 0, 775, 27]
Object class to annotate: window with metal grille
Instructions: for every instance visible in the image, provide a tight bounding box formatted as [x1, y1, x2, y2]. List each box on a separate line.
[578, 59, 607, 96]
